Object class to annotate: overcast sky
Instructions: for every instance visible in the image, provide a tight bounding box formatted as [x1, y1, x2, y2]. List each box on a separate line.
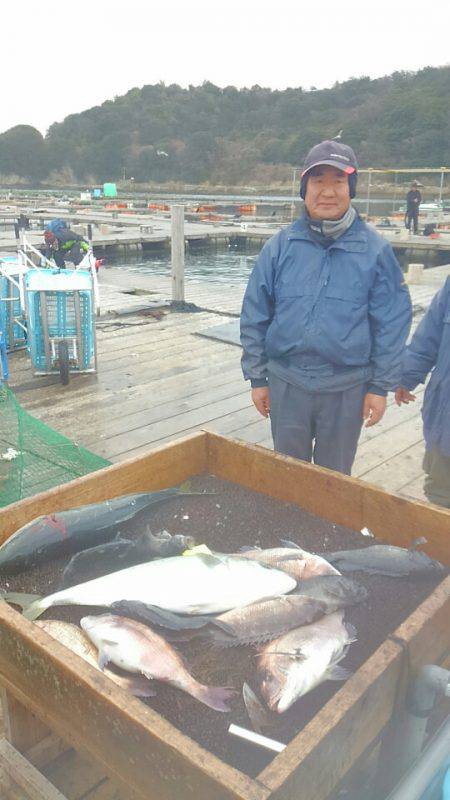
[2, 0, 449, 136]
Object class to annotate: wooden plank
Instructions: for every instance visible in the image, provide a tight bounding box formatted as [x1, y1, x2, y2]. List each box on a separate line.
[17, 355, 242, 419]
[0, 738, 68, 800]
[1, 691, 49, 754]
[91, 394, 251, 460]
[206, 432, 450, 564]
[0, 432, 208, 543]
[41, 749, 108, 800]
[359, 441, 425, 491]
[77, 372, 247, 444]
[257, 576, 450, 800]
[79, 777, 130, 800]
[115, 406, 261, 462]
[25, 734, 68, 772]
[400, 475, 427, 503]
[0, 604, 265, 800]
[207, 433, 366, 535]
[361, 479, 450, 564]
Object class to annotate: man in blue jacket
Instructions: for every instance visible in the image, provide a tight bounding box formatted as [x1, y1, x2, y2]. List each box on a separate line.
[240, 140, 412, 475]
[395, 278, 450, 507]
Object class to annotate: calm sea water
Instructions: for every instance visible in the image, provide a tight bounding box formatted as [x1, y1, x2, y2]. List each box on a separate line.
[107, 237, 437, 280]
[108, 242, 261, 284]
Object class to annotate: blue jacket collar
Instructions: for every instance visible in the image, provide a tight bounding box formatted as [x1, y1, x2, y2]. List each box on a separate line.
[288, 211, 368, 252]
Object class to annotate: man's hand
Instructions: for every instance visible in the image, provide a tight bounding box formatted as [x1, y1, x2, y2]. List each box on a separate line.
[395, 387, 416, 406]
[251, 387, 270, 418]
[363, 393, 386, 428]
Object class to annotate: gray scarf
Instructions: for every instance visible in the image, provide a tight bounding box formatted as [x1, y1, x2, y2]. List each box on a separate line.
[307, 205, 357, 240]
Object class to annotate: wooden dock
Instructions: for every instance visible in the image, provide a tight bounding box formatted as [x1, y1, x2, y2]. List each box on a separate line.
[1, 262, 450, 799]
[6, 262, 450, 506]
[1, 206, 450, 260]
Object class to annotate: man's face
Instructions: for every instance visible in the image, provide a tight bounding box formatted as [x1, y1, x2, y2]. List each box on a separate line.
[304, 165, 351, 220]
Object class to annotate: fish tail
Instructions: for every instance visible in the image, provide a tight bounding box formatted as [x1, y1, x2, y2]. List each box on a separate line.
[1, 592, 49, 621]
[189, 681, 236, 712]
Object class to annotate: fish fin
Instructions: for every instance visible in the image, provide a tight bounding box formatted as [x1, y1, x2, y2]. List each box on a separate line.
[194, 553, 226, 568]
[1, 593, 46, 621]
[345, 621, 358, 643]
[239, 546, 260, 552]
[110, 601, 217, 631]
[327, 666, 353, 681]
[1, 592, 41, 610]
[114, 532, 131, 543]
[190, 683, 236, 712]
[410, 536, 427, 551]
[243, 682, 274, 732]
[98, 647, 113, 670]
[279, 539, 302, 550]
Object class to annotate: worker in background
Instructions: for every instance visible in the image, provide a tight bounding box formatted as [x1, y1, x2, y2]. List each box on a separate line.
[42, 219, 89, 268]
[395, 277, 450, 508]
[240, 140, 412, 475]
[405, 180, 422, 234]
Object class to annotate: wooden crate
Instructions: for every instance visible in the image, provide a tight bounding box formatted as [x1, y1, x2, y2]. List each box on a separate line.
[0, 431, 449, 800]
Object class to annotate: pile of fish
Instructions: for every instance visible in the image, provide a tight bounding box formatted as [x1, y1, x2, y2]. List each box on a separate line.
[0, 488, 446, 727]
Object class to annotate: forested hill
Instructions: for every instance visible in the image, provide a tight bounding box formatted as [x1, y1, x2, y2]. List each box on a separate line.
[2, 66, 450, 185]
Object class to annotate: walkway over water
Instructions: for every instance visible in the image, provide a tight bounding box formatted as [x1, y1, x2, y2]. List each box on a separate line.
[6, 262, 450, 506]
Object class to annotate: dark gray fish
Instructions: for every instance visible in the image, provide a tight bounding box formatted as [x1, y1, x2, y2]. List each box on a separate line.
[108, 600, 233, 633]
[319, 545, 445, 577]
[60, 530, 195, 588]
[0, 486, 203, 575]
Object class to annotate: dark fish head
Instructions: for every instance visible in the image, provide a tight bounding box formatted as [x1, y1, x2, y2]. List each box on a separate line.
[325, 576, 368, 605]
[408, 550, 446, 574]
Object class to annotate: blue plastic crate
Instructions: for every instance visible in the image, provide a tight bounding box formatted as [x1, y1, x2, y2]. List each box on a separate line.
[0, 257, 27, 351]
[25, 269, 95, 373]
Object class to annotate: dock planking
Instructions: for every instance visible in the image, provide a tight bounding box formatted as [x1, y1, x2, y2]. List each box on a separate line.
[5, 264, 450, 505]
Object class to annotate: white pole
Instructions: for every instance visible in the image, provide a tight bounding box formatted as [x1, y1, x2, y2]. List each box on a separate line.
[228, 724, 286, 753]
[438, 170, 445, 204]
[171, 204, 185, 304]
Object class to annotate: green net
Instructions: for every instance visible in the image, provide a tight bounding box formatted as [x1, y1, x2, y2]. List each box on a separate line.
[0, 385, 111, 507]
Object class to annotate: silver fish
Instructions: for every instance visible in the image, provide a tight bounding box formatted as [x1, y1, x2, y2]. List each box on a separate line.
[257, 611, 356, 713]
[8, 552, 296, 621]
[80, 613, 235, 712]
[35, 620, 155, 697]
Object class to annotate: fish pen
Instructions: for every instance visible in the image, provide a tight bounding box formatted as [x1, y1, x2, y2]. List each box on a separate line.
[0, 431, 449, 800]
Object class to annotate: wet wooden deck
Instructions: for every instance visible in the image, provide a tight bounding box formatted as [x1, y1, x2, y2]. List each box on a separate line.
[6, 262, 450, 506]
[1, 264, 450, 798]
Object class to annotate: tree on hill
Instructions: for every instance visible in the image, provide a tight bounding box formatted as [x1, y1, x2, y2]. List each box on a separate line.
[2, 66, 450, 185]
[0, 125, 48, 181]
